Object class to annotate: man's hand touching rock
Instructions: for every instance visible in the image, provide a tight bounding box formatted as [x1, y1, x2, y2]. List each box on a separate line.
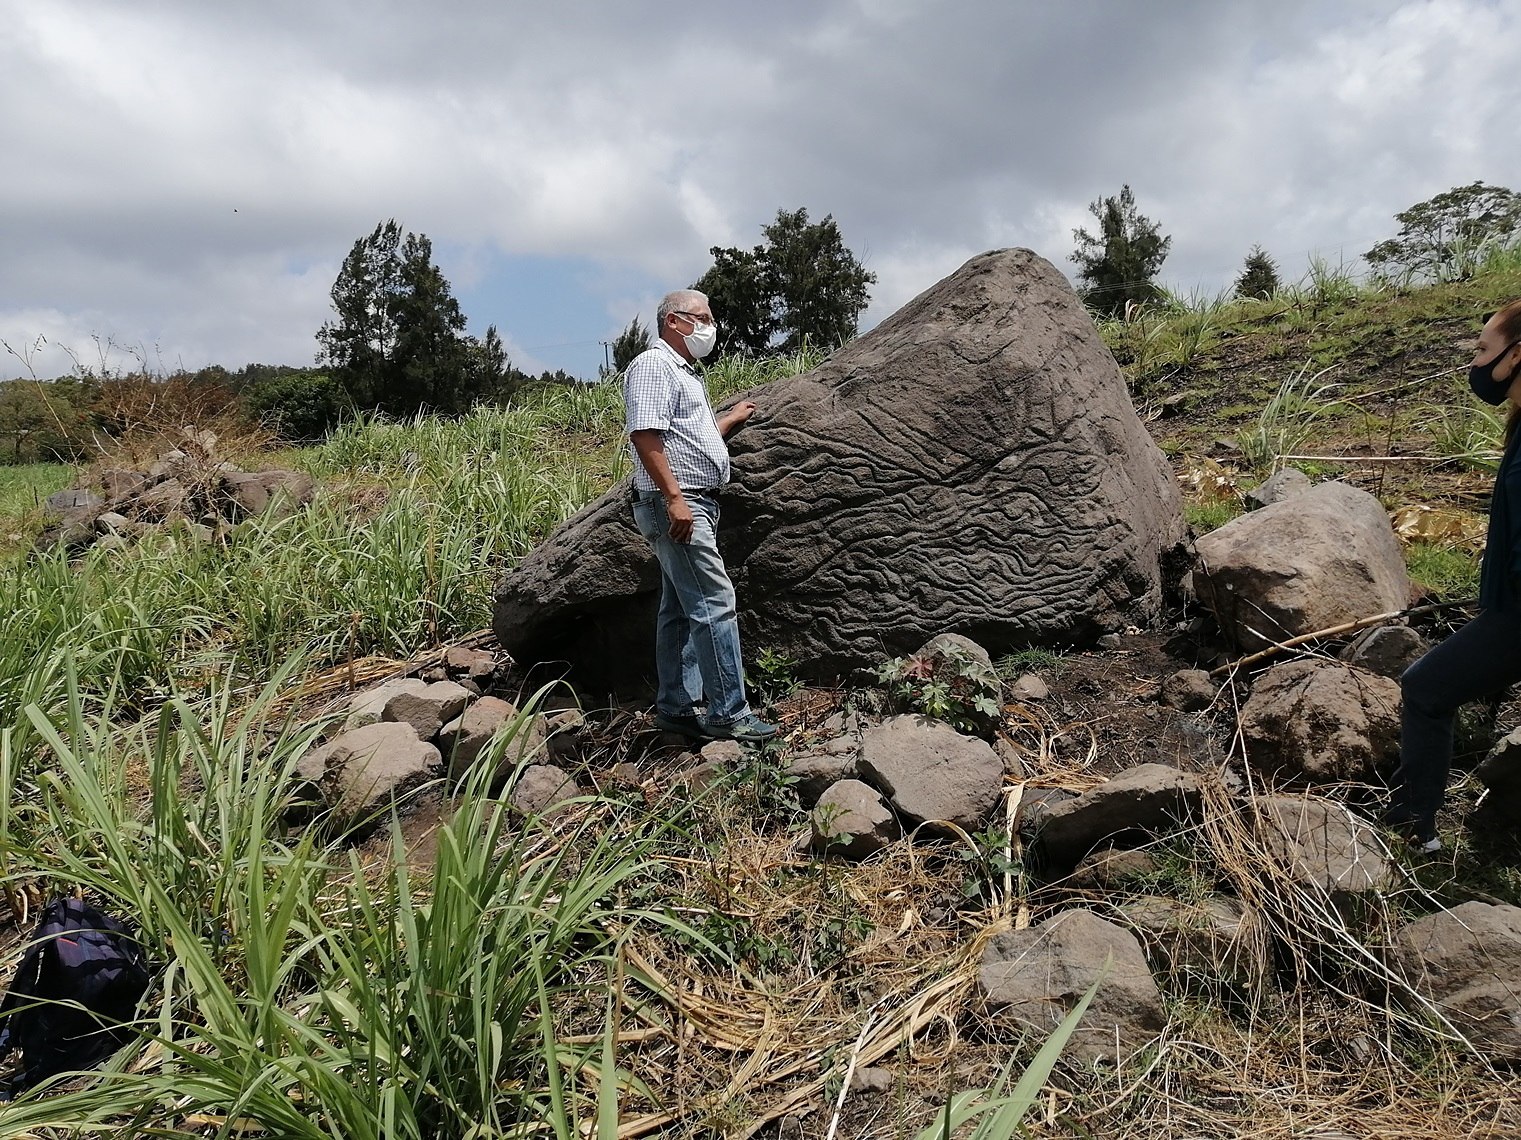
[718, 401, 758, 438]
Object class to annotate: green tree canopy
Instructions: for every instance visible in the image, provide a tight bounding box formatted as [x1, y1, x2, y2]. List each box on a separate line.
[694, 207, 876, 356]
[610, 316, 652, 374]
[1364, 181, 1521, 282]
[317, 220, 514, 415]
[1070, 185, 1172, 318]
[1235, 245, 1280, 300]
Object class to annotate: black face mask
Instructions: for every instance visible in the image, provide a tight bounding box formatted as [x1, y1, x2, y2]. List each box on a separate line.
[1469, 338, 1521, 405]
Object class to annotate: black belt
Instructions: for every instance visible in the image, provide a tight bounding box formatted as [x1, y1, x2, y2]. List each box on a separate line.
[633, 486, 720, 501]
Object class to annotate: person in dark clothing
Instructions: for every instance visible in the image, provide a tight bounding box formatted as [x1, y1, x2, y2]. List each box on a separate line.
[1385, 299, 1521, 852]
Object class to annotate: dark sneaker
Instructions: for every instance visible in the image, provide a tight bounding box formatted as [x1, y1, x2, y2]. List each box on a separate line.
[703, 714, 779, 743]
[653, 712, 706, 738]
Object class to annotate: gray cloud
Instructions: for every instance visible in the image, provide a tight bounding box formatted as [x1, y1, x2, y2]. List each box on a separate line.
[2, 0, 1518, 378]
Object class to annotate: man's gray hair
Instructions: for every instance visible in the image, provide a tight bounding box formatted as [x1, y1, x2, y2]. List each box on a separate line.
[657, 289, 708, 329]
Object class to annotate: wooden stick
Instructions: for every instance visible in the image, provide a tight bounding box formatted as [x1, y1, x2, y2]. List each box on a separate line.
[1208, 599, 1474, 678]
[1278, 454, 1445, 464]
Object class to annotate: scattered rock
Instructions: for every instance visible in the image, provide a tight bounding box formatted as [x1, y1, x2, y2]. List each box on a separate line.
[1122, 895, 1267, 993]
[45, 488, 103, 514]
[1095, 633, 1124, 651]
[1010, 673, 1049, 702]
[1067, 846, 1161, 889]
[137, 477, 188, 520]
[345, 678, 431, 730]
[994, 736, 1027, 778]
[147, 449, 188, 480]
[1244, 467, 1312, 510]
[383, 680, 473, 740]
[437, 696, 517, 779]
[1193, 480, 1412, 652]
[821, 735, 858, 758]
[678, 760, 727, 794]
[1340, 623, 1427, 680]
[445, 645, 498, 681]
[510, 764, 580, 818]
[36, 435, 317, 555]
[1161, 669, 1215, 712]
[1252, 795, 1392, 903]
[699, 739, 746, 766]
[1024, 764, 1205, 871]
[608, 762, 642, 786]
[785, 753, 858, 806]
[222, 469, 315, 519]
[916, 632, 998, 684]
[858, 715, 1003, 832]
[1393, 901, 1521, 1061]
[296, 722, 441, 836]
[849, 1066, 894, 1094]
[1239, 660, 1400, 784]
[1476, 728, 1521, 814]
[820, 710, 866, 738]
[978, 908, 1166, 1064]
[97, 469, 148, 499]
[221, 471, 274, 516]
[494, 248, 1187, 692]
[811, 779, 901, 859]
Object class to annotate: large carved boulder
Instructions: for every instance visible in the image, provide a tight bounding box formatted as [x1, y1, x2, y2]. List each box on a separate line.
[493, 249, 1187, 690]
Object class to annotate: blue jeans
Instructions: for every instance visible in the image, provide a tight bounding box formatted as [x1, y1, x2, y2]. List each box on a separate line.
[632, 490, 752, 727]
[1388, 607, 1521, 825]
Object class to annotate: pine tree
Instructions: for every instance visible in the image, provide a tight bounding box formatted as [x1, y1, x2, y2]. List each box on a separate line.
[317, 220, 506, 414]
[1235, 245, 1280, 299]
[1070, 185, 1172, 318]
[610, 316, 652, 373]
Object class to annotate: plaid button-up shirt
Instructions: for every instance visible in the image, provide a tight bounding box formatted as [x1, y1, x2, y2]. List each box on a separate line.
[622, 339, 730, 494]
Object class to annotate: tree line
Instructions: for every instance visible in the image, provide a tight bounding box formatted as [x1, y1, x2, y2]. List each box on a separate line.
[3, 181, 1517, 462]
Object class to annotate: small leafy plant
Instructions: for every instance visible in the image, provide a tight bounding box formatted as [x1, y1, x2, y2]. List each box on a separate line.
[748, 646, 803, 707]
[874, 644, 1001, 735]
[956, 824, 1025, 905]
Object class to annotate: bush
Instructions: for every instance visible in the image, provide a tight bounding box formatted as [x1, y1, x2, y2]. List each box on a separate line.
[245, 370, 351, 441]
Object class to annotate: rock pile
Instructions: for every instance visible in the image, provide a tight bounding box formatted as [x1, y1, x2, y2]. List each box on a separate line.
[293, 647, 581, 836]
[38, 428, 316, 553]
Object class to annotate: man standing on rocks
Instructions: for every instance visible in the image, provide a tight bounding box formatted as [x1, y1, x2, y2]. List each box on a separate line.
[622, 289, 778, 744]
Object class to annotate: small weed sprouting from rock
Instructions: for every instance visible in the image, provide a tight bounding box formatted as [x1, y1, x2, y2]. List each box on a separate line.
[874, 645, 1001, 735]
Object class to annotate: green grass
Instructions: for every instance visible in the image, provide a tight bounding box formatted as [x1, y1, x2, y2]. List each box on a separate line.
[0, 355, 822, 724]
[995, 647, 1067, 677]
[1406, 540, 1481, 599]
[0, 666, 691, 1136]
[1184, 497, 1243, 534]
[0, 461, 71, 518]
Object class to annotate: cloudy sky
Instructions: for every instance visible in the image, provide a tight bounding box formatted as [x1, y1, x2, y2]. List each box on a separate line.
[3, 0, 1520, 381]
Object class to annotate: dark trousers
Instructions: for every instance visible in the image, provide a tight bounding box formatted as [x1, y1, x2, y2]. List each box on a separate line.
[1388, 608, 1521, 825]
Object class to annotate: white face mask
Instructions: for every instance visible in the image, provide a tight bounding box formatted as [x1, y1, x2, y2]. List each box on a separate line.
[683, 319, 718, 359]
